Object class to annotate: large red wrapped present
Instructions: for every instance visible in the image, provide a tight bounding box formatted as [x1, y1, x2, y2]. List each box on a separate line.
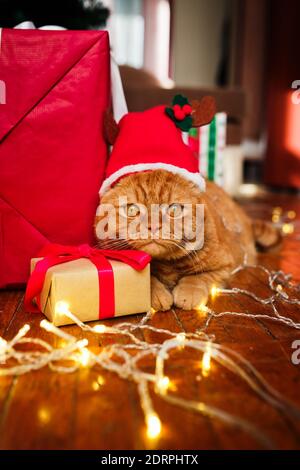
[0, 28, 110, 287]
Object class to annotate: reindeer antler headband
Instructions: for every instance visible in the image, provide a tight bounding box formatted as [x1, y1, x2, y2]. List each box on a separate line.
[104, 94, 216, 145]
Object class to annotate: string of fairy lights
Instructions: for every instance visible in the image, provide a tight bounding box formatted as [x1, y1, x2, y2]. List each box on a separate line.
[272, 206, 297, 235]
[0, 207, 299, 448]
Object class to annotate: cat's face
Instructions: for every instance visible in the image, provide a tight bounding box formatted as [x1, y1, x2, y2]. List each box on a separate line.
[95, 170, 204, 260]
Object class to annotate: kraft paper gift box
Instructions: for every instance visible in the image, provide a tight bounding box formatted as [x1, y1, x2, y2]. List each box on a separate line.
[25, 245, 151, 327]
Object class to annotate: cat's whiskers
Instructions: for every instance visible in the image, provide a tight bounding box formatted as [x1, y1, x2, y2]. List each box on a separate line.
[95, 231, 199, 275]
[95, 238, 131, 250]
[163, 238, 198, 270]
[174, 239, 200, 271]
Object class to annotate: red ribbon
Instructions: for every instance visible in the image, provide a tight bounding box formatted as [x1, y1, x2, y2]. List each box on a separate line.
[24, 243, 151, 319]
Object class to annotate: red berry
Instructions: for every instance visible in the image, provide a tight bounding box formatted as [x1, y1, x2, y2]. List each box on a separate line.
[174, 109, 185, 120]
[183, 104, 192, 115]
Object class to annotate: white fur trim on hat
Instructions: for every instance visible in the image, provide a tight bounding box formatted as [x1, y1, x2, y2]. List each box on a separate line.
[99, 163, 206, 196]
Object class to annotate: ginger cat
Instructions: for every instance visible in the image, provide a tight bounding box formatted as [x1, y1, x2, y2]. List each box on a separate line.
[95, 170, 280, 311]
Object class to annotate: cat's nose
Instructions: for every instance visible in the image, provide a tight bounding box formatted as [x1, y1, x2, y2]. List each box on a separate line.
[147, 220, 157, 231]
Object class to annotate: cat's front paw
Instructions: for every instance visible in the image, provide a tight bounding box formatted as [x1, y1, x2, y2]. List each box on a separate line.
[173, 277, 208, 310]
[151, 276, 173, 311]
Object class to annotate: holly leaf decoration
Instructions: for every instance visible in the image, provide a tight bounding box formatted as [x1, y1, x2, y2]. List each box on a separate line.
[172, 94, 189, 107]
[165, 94, 193, 132]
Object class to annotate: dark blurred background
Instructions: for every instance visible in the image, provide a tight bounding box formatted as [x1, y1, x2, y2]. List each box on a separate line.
[0, 0, 109, 29]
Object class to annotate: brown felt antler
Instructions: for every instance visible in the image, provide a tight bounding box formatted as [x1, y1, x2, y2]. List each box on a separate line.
[103, 109, 120, 145]
[191, 96, 216, 127]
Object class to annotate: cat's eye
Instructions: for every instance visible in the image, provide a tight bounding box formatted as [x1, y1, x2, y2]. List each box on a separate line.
[122, 203, 141, 218]
[167, 203, 184, 218]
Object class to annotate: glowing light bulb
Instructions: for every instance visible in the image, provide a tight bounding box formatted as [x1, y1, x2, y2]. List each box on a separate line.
[77, 347, 91, 367]
[40, 319, 52, 331]
[97, 375, 105, 385]
[93, 324, 106, 333]
[92, 375, 105, 390]
[55, 301, 70, 316]
[176, 332, 186, 343]
[197, 304, 209, 313]
[77, 339, 88, 348]
[210, 286, 219, 299]
[40, 319, 59, 333]
[41, 319, 76, 342]
[275, 284, 288, 299]
[156, 376, 170, 395]
[0, 337, 7, 354]
[20, 324, 30, 334]
[272, 214, 280, 223]
[18, 323, 30, 336]
[38, 407, 51, 424]
[202, 344, 212, 377]
[282, 223, 294, 235]
[287, 210, 296, 220]
[92, 381, 100, 391]
[151, 308, 157, 314]
[146, 412, 162, 439]
[202, 352, 211, 376]
[15, 324, 30, 341]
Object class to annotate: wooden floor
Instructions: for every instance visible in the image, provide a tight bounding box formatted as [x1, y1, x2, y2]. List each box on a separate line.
[0, 191, 300, 450]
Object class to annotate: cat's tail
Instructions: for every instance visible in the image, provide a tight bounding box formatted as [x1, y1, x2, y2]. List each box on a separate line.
[252, 219, 281, 250]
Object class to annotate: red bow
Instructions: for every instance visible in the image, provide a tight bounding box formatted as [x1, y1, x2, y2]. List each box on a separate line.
[24, 243, 151, 319]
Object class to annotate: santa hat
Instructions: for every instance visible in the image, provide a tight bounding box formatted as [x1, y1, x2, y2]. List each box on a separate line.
[99, 95, 216, 197]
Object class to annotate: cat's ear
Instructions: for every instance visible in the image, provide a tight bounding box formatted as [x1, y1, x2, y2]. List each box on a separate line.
[191, 96, 216, 127]
[103, 109, 120, 145]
